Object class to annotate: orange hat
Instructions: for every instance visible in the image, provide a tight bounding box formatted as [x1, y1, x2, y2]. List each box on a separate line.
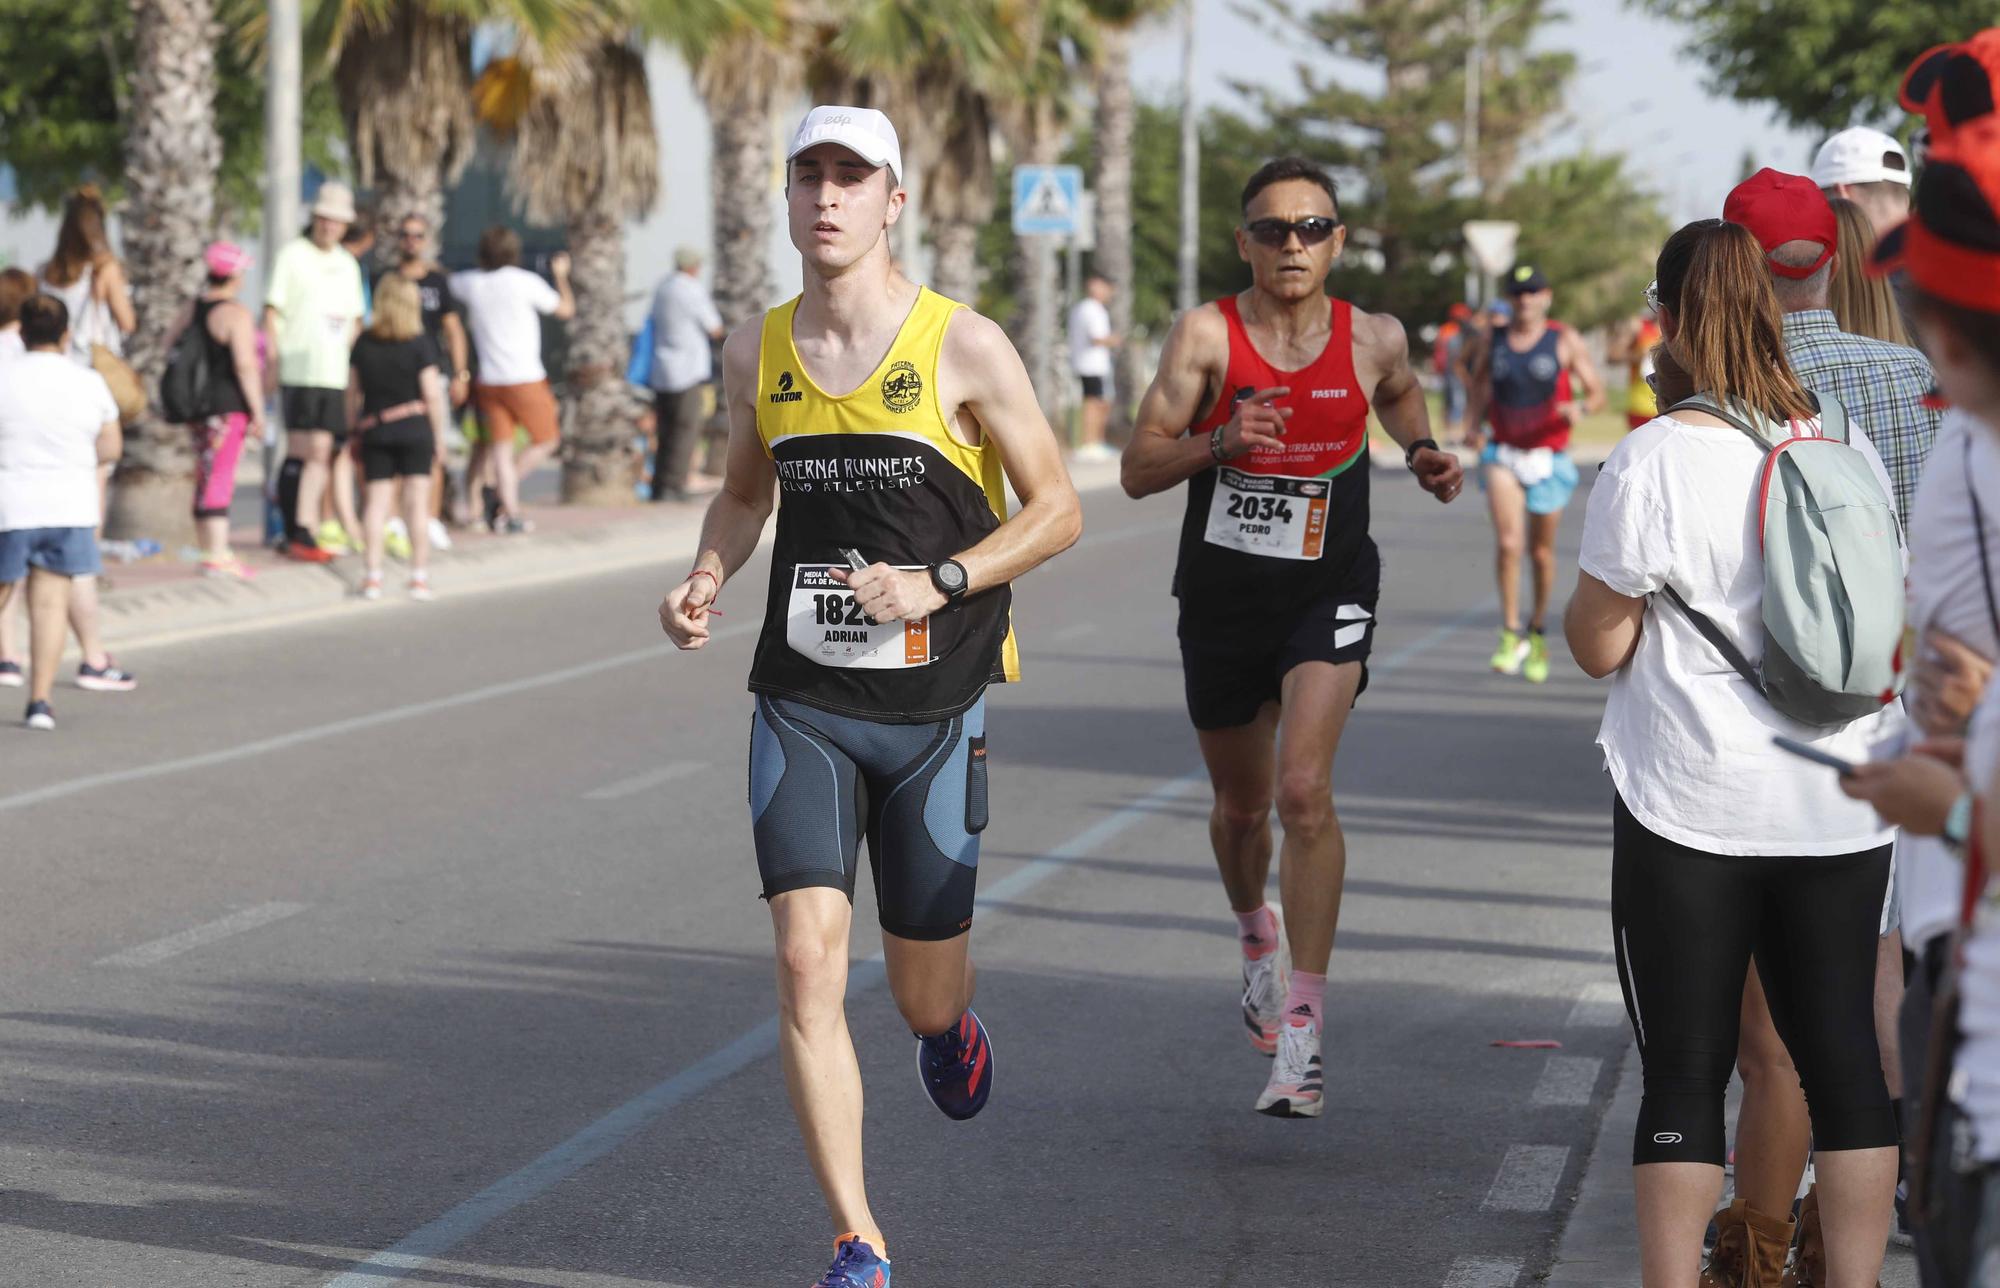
[1901, 29, 2000, 152]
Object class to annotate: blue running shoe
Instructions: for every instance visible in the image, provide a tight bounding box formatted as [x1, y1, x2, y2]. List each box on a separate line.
[915, 1009, 993, 1121]
[812, 1234, 890, 1287]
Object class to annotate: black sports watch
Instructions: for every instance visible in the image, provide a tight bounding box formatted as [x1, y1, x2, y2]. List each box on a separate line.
[930, 558, 970, 604]
[1404, 437, 1440, 469]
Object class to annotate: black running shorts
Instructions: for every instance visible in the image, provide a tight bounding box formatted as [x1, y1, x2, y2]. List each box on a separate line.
[282, 385, 350, 442]
[748, 693, 989, 940]
[1178, 541, 1380, 731]
[358, 420, 436, 482]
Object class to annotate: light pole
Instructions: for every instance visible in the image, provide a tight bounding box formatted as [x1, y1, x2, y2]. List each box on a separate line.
[1176, 0, 1198, 315]
[264, 0, 301, 269]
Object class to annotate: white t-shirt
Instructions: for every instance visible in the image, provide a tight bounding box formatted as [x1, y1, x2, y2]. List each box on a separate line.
[1947, 658, 2000, 1159]
[0, 331, 22, 363]
[1068, 296, 1112, 379]
[451, 266, 561, 386]
[1901, 409, 2000, 947]
[650, 272, 722, 394]
[0, 351, 119, 530]
[1579, 412, 1905, 855]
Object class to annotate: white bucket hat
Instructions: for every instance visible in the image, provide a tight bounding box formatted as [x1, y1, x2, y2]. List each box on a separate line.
[310, 180, 359, 225]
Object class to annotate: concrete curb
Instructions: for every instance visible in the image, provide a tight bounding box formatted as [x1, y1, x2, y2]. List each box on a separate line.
[1549, 1040, 1641, 1287]
[94, 457, 1130, 653]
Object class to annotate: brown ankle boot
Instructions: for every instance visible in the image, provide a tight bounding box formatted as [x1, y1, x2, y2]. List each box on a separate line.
[1780, 1186, 1883, 1288]
[1704, 1199, 1796, 1287]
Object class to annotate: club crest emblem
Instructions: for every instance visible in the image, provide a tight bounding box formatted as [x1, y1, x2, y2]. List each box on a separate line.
[882, 361, 923, 413]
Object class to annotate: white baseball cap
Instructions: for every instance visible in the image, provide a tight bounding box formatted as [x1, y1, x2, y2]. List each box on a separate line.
[786, 106, 903, 184]
[1810, 127, 1912, 189]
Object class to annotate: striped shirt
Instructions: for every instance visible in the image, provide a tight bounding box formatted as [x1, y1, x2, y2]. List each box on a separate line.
[1782, 309, 1938, 523]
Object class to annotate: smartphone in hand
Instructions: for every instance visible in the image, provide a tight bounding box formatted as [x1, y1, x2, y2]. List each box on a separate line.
[1771, 735, 1860, 776]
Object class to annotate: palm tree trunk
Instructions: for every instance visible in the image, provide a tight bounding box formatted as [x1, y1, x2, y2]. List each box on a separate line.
[108, 0, 221, 546]
[375, 172, 446, 246]
[703, 77, 777, 329]
[929, 220, 980, 304]
[560, 211, 641, 507]
[1092, 23, 1140, 436]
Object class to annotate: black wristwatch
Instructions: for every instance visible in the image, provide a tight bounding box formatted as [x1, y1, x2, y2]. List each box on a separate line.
[1404, 437, 1440, 469]
[930, 558, 969, 604]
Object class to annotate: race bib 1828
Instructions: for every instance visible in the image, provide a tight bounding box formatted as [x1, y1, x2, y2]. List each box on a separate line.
[1203, 468, 1330, 560]
[785, 565, 931, 669]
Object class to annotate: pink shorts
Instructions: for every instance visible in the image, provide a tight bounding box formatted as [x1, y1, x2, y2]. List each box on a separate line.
[193, 412, 250, 519]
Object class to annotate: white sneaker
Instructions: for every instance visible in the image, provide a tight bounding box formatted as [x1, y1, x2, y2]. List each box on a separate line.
[1255, 1007, 1324, 1118]
[427, 517, 453, 552]
[1241, 913, 1290, 1056]
[408, 572, 435, 603]
[360, 573, 383, 601]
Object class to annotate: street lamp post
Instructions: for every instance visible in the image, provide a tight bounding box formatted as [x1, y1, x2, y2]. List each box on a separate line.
[264, 0, 301, 269]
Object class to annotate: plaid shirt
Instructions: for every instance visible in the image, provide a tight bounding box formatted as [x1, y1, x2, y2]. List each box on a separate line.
[1782, 309, 1939, 523]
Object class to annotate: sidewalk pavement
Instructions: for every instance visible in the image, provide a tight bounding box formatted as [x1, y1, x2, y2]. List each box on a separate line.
[87, 456, 1128, 652]
[1552, 1042, 1921, 1286]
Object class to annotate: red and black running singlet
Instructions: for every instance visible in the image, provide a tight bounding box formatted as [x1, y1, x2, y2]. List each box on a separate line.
[1172, 295, 1372, 644]
[1486, 321, 1573, 451]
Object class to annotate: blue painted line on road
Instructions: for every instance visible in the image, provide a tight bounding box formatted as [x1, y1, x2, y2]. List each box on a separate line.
[324, 599, 1490, 1285]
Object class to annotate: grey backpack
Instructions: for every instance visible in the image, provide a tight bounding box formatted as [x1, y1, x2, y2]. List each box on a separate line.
[1659, 392, 1905, 727]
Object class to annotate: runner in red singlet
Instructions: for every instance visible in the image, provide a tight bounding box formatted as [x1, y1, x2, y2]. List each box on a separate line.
[1122, 156, 1462, 1118]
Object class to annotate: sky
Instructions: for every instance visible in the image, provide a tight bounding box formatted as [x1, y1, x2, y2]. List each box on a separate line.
[1128, 0, 1826, 227]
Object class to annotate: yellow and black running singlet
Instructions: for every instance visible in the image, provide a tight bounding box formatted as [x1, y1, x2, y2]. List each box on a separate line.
[747, 287, 1020, 724]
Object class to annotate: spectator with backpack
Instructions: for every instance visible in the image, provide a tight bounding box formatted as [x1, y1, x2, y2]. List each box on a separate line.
[162, 242, 265, 580]
[1694, 166, 1945, 1283]
[1565, 217, 1906, 1288]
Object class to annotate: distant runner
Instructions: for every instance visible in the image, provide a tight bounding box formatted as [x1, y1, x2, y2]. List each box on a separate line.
[1608, 306, 1663, 431]
[1461, 263, 1605, 683]
[658, 106, 1080, 1288]
[1122, 156, 1462, 1118]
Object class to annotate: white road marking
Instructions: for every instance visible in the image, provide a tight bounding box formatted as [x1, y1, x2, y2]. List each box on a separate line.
[0, 627, 761, 817]
[1482, 1144, 1570, 1212]
[96, 902, 309, 968]
[1566, 980, 1626, 1026]
[584, 761, 708, 801]
[1049, 622, 1099, 642]
[1531, 1055, 1602, 1107]
[1444, 1257, 1522, 1288]
[322, 603, 1494, 1286]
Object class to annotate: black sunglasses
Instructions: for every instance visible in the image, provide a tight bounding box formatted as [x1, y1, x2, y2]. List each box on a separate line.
[1244, 216, 1341, 248]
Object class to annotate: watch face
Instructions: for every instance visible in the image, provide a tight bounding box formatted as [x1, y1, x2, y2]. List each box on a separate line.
[938, 561, 966, 590]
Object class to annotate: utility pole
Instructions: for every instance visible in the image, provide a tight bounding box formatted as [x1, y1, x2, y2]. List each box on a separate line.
[264, 0, 301, 270]
[263, 0, 300, 542]
[1176, 0, 1199, 315]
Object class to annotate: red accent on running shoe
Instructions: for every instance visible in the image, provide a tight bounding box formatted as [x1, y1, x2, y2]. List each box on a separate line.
[284, 544, 335, 564]
[967, 1039, 989, 1096]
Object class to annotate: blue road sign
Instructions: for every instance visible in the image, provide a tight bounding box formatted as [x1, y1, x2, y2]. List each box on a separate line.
[1012, 165, 1084, 237]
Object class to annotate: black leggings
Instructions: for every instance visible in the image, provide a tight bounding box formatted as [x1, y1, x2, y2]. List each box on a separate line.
[1611, 796, 1896, 1166]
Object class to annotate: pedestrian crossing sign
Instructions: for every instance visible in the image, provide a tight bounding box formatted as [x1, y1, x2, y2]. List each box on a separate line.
[1012, 165, 1084, 236]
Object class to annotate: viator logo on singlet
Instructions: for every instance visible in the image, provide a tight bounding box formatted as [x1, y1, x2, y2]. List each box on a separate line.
[770, 370, 804, 404]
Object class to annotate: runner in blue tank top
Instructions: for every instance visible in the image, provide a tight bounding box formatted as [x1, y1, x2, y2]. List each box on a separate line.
[1462, 263, 1605, 682]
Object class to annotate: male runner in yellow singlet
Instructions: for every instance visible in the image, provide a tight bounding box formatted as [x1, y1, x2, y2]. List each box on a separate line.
[658, 106, 1080, 1288]
[1123, 156, 1462, 1117]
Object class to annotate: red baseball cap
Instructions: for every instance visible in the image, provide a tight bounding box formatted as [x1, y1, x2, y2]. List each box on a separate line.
[1723, 168, 1837, 279]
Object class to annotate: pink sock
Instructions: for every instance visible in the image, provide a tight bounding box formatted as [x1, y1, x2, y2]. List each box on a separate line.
[1235, 905, 1278, 958]
[1283, 970, 1327, 1026]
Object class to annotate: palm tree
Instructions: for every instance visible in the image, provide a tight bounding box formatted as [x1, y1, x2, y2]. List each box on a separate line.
[328, 0, 479, 237]
[686, 9, 791, 329]
[1084, 0, 1173, 433]
[105, 0, 223, 545]
[487, 35, 661, 505]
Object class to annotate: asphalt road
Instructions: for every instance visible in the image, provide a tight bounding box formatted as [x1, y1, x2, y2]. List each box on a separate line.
[0, 468, 1632, 1287]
